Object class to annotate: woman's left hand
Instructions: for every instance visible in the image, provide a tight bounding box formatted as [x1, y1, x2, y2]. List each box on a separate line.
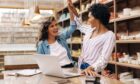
[81, 66, 98, 77]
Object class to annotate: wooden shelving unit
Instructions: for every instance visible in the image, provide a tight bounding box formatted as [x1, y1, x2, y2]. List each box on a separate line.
[111, 0, 140, 78]
[58, 0, 114, 24]
[56, 0, 140, 78]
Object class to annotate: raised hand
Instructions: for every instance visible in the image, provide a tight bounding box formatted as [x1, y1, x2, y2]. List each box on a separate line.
[67, 0, 74, 21]
[67, 0, 79, 17]
[67, 0, 72, 5]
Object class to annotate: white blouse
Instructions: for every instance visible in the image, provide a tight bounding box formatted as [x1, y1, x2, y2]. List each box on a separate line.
[74, 17, 115, 72]
[49, 41, 71, 66]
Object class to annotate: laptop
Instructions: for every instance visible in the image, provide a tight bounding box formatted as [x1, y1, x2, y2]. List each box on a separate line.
[34, 55, 81, 78]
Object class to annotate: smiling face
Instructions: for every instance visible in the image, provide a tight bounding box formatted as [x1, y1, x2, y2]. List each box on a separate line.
[48, 20, 59, 38]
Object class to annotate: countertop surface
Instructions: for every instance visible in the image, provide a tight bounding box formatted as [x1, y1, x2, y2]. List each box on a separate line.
[3, 55, 123, 84]
[3, 69, 124, 84]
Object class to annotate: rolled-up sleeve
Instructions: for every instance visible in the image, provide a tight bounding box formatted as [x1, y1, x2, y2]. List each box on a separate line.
[92, 33, 115, 72]
[59, 21, 77, 39]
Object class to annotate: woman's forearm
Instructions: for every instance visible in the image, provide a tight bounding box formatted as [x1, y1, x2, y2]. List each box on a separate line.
[69, 4, 79, 17]
[68, 5, 74, 21]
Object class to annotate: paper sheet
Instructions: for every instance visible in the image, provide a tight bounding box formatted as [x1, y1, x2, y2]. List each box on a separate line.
[7, 69, 41, 76]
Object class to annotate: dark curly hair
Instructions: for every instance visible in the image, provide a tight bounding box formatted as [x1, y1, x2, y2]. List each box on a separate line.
[89, 3, 110, 27]
[38, 17, 55, 42]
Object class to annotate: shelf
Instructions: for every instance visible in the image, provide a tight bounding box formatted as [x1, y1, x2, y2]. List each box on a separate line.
[0, 44, 36, 52]
[79, 0, 114, 15]
[79, 9, 88, 15]
[58, 17, 70, 23]
[71, 42, 82, 44]
[57, 0, 115, 23]
[57, 0, 114, 23]
[110, 14, 140, 23]
[0, 73, 4, 79]
[103, 0, 113, 4]
[79, 1, 113, 15]
[72, 56, 79, 58]
[58, 10, 89, 23]
[109, 61, 140, 69]
[72, 56, 78, 61]
[57, 0, 79, 13]
[108, 61, 117, 65]
[68, 42, 82, 44]
[0, 62, 4, 64]
[116, 40, 140, 43]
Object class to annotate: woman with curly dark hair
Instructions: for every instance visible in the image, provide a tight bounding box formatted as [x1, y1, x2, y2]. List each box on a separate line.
[68, 0, 115, 76]
[37, 9, 76, 68]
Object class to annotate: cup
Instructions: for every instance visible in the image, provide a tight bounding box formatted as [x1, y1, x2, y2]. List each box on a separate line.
[119, 58, 124, 63]
[123, 8, 132, 16]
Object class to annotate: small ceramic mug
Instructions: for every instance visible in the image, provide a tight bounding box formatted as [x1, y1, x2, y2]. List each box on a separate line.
[123, 8, 132, 16]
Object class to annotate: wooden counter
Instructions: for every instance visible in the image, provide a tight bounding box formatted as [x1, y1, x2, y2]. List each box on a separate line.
[3, 69, 123, 84]
[3, 55, 123, 84]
